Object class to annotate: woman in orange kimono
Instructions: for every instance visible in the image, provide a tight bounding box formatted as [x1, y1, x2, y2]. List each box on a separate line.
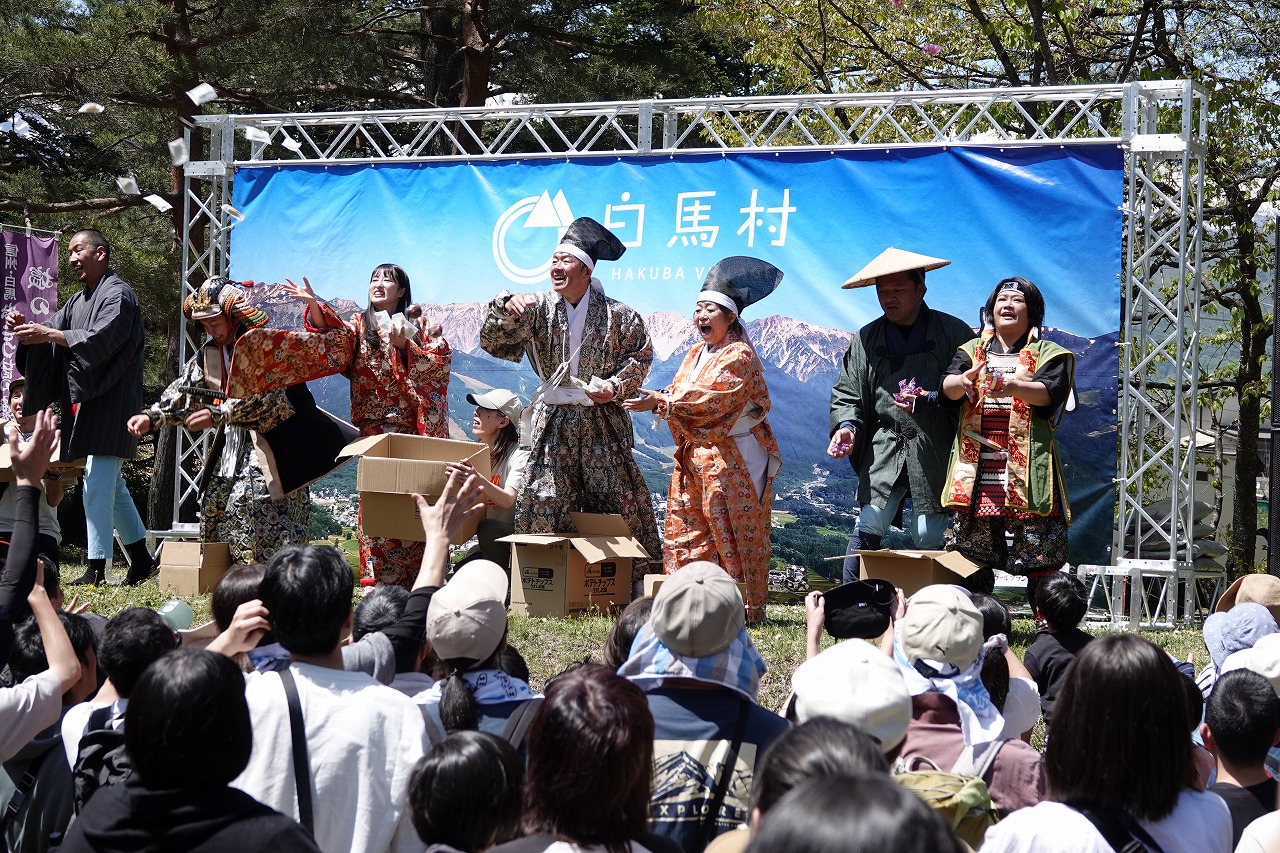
[283, 265, 451, 588]
[625, 257, 783, 622]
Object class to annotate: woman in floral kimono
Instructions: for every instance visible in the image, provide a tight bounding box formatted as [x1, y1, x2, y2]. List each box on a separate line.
[283, 266, 452, 588]
[625, 257, 783, 623]
[912, 277, 1074, 605]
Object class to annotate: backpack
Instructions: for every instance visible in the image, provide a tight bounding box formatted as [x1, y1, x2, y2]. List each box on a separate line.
[892, 741, 1004, 849]
[72, 706, 131, 814]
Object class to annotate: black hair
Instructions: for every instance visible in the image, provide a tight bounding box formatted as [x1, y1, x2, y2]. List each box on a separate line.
[11, 610, 94, 684]
[40, 557, 59, 603]
[211, 564, 267, 633]
[1035, 572, 1088, 631]
[73, 229, 110, 264]
[125, 649, 252, 787]
[1206, 669, 1280, 766]
[499, 645, 530, 684]
[353, 585, 408, 641]
[439, 632, 507, 734]
[745, 773, 965, 853]
[99, 608, 178, 699]
[967, 592, 1012, 710]
[752, 718, 888, 815]
[601, 596, 653, 670]
[982, 276, 1045, 336]
[361, 264, 413, 351]
[409, 731, 524, 851]
[491, 418, 519, 472]
[259, 545, 353, 656]
[1046, 634, 1196, 821]
[1183, 672, 1204, 735]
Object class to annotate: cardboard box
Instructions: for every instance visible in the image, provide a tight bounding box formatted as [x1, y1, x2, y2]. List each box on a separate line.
[338, 434, 491, 542]
[858, 550, 982, 598]
[502, 513, 645, 618]
[158, 541, 231, 597]
[0, 441, 85, 482]
[643, 573, 751, 603]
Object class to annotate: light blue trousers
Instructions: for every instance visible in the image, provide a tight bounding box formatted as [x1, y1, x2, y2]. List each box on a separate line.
[83, 455, 147, 560]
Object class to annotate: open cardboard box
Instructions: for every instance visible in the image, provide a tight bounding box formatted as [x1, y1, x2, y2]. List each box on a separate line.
[158, 541, 231, 597]
[502, 513, 644, 618]
[0, 441, 84, 482]
[338, 434, 490, 543]
[858, 549, 983, 598]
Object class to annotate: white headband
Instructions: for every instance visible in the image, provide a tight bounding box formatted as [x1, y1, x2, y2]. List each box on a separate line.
[555, 243, 595, 271]
[697, 290, 739, 314]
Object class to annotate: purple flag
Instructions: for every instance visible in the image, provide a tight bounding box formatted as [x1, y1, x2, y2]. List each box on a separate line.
[0, 231, 59, 419]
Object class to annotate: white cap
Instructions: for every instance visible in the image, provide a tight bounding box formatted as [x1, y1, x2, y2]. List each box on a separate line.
[791, 639, 913, 753]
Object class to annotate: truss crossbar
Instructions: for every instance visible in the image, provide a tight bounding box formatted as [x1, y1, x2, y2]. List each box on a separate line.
[177, 82, 1207, 574]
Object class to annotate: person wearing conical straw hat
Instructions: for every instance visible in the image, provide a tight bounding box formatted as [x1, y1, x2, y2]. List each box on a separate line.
[827, 248, 973, 586]
[625, 257, 784, 623]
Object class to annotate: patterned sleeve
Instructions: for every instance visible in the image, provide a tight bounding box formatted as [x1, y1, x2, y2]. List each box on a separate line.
[407, 333, 452, 389]
[479, 292, 536, 364]
[143, 358, 208, 428]
[606, 303, 653, 399]
[304, 301, 358, 378]
[222, 387, 296, 433]
[658, 345, 760, 434]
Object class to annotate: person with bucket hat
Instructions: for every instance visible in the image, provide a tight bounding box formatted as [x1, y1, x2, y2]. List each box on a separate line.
[284, 264, 452, 589]
[447, 389, 529, 569]
[828, 248, 973, 585]
[128, 277, 354, 564]
[619, 562, 789, 851]
[624, 257, 783, 623]
[480, 217, 662, 584]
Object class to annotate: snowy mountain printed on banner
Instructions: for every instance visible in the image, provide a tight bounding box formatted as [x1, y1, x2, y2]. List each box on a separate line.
[243, 286, 1118, 565]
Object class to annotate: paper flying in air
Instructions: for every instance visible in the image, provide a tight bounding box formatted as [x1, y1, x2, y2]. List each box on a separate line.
[77, 102, 105, 114]
[186, 83, 218, 106]
[143, 194, 173, 213]
[281, 135, 302, 153]
[221, 204, 245, 222]
[115, 176, 140, 196]
[242, 126, 271, 144]
[168, 138, 189, 166]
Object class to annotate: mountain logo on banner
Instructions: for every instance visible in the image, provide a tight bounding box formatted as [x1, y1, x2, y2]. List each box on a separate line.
[492, 190, 574, 285]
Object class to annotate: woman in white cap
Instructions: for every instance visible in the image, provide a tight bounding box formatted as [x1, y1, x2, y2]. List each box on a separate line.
[283, 266, 452, 589]
[448, 389, 529, 567]
[624, 257, 782, 623]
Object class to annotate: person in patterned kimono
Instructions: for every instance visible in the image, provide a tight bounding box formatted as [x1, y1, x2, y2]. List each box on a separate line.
[480, 217, 662, 584]
[931, 277, 1074, 605]
[624, 257, 783, 623]
[828, 248, 975, 586]
[282, 265, 451, 588]
[128, 278, 352, 564]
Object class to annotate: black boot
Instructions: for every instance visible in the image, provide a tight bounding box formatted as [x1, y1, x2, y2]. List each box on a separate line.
[71, 558, 106, 586]
[123, 539, 157, 586]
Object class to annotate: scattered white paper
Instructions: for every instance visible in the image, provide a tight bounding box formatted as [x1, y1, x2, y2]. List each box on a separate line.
[569, 375, 612, 394]
[168, 138, 189, 166]
[242, 126, 271, 144]
[221, 203, 245, 222]
[143, 194, 172, 213]
[186, 83, 218, 106]
[280, 135, 302, 153]
[77, 102, 104, 114]
[115, 176, 139, 195]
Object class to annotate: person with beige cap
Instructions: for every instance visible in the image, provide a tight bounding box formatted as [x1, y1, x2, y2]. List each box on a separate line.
[790, 638, 912, 758]
[828, 248, 973, 585]
[448, 388, 530, 568]
[618, 562, 789, 852]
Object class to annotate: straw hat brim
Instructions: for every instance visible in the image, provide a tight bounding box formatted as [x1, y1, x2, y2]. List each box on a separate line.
[841, 247, 952, 289]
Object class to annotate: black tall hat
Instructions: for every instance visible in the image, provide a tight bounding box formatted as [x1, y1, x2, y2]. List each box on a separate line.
[697, 256, 784, 315]
[556, 217, 626, 270]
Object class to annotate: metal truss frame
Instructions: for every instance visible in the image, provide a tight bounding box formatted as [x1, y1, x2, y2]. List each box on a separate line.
[177, 81, 1208, 570]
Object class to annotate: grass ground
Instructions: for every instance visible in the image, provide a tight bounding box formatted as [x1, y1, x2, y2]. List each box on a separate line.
[67, 559, 1205, 718]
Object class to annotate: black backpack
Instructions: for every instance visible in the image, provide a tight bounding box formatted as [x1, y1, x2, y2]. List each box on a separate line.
[71, 706, 131, 814]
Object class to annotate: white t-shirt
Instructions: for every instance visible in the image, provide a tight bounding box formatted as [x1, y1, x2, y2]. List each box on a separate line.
[60, 698, 126, 768]
[980, 791, 1232, 853]
[998, 677, 1041, 740]
[489, 445, 530, 527]
[233, 662, 427, 853]
[1236, 811, 1280, 853]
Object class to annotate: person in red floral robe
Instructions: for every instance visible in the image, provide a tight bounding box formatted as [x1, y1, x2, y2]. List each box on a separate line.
[283, 265, 451, 588]
[625, 257, 783, 622]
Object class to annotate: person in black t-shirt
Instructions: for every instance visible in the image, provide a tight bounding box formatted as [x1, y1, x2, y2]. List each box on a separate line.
[1202, 669, 1280, 846]
[1023, 572, 1093, 724]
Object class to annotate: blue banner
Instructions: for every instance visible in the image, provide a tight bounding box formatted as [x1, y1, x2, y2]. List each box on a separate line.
[230, 147, 1123, 565]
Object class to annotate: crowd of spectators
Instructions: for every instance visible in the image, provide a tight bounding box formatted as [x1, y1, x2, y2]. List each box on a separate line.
[2, 447, 1279, 853]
